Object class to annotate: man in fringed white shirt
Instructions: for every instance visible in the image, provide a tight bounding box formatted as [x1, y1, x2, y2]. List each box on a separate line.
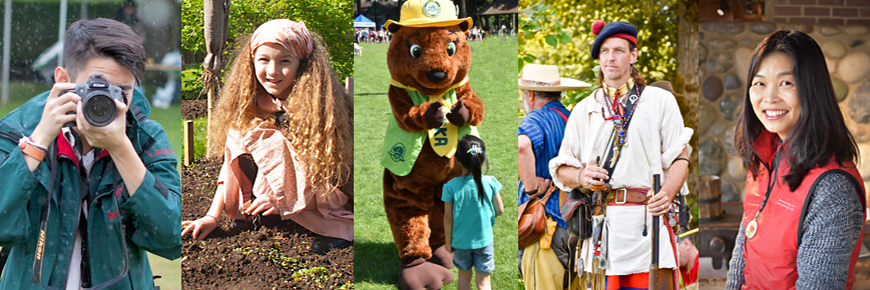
[549, 20, 693, 290]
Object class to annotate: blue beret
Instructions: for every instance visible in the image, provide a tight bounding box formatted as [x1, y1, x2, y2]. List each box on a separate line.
[591, 21, 638, 59]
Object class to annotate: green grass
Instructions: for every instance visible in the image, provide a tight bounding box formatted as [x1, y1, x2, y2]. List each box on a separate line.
[144, 104, 182, 290]
[353, 37, 519, 289]
[0, 82, 181, 290]
[148, 253, 181, 290]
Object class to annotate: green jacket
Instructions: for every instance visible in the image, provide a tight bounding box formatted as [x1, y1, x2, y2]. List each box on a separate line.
[0, 90, 181, 289]
[381, 87, 478, 176]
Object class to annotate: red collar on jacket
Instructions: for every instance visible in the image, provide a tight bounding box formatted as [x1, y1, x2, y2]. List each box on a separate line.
[55, 130, 110, 169]
[750, 131, 787, 169]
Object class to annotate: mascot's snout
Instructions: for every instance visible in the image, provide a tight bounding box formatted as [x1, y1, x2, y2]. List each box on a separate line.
[427, 70, 446, 82]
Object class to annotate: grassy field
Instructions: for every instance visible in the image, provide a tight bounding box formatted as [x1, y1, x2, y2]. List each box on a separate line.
[353, 37, 519, 289]
[0, 82, 181, 290]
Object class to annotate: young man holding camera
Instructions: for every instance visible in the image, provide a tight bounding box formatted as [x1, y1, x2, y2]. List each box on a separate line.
[0, 18, 180, 289]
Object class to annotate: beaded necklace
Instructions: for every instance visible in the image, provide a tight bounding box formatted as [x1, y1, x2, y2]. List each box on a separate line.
[601, 81, 641, 166]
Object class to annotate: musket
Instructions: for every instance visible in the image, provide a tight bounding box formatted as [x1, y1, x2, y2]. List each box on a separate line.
[649, 174, 669, 290]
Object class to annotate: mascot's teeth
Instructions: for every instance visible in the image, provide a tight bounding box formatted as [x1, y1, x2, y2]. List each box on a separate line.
[765, 110, 786, 117]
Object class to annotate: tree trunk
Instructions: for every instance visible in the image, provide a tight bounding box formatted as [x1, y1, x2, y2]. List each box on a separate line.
[203, 0, 229, 159]
[678, 0, 699, 205]
[459, 0, 467, 18]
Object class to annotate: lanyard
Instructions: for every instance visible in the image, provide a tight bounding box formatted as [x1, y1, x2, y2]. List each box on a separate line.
[743, 143, 783, 244]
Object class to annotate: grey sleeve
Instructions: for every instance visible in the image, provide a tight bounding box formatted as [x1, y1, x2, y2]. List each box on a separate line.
[725, 217, 746, 290]
[796, 172, 863, 289]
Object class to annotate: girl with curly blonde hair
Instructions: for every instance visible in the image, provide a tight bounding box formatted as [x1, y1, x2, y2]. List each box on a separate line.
[182, 19, 353, 252]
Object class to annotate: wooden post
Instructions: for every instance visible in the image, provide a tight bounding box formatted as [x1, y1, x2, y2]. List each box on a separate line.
[346, 77, 354, 97]
[183, 120, 194, 167]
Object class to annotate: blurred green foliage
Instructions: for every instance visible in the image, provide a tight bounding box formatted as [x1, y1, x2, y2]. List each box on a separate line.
[181, 68, 203, 100]
[181, 0, 352, 80]
[519, 0, 679, 109]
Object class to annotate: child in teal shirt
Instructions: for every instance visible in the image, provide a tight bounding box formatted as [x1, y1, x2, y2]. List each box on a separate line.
[442, 135, 504, 290]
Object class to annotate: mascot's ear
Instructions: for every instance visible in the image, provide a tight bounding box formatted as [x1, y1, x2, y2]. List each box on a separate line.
[389, 24, 402, 34]
[458, 22, 470, 33]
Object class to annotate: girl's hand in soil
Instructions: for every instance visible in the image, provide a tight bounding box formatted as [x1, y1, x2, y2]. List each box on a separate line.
[245, 194, 278, 216]
[182, 216, 219, 240]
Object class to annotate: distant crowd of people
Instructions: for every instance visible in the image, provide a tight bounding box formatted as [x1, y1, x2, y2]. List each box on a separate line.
[354, 24, 513, 44]
[467, 26, 486, 41]
[355, 27, 390, 43]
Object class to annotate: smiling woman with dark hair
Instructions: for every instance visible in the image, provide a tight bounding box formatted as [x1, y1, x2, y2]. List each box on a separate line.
[726, 30, 865, 289]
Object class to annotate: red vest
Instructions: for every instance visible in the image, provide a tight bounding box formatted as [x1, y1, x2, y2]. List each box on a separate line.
[742, 132, 866, 289]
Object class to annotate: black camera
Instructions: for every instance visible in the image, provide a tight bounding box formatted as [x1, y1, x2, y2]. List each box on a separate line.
[62, 72, 126, 127]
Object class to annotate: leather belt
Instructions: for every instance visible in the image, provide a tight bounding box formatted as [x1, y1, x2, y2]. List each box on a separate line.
[605, 188, 650, 205]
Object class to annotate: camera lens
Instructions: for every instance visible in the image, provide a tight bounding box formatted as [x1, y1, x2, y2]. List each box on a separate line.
[83, 93, 116, 127]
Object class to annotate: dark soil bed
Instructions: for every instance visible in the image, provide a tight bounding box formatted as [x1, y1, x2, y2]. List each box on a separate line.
[181, 158, 354, 289]
[182, 99, 208, 120]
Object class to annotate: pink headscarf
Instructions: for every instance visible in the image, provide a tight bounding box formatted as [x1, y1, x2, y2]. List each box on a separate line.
[250, 19, 314, 60]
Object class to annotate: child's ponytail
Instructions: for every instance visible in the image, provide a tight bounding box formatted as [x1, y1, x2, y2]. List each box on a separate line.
[457, 135, 489, 205]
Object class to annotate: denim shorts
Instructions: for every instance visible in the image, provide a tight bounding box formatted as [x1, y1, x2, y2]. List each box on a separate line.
[452, 243, 495, 273]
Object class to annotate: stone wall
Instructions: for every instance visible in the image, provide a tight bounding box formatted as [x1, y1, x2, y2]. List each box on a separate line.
[699, 21, 870, 202]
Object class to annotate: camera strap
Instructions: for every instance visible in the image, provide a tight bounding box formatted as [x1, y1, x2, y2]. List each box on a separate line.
[31, 142, 56, 289]
[128, 105, 147, 124]
[32, 144, 129, 290]
[0, 130, 22, 143]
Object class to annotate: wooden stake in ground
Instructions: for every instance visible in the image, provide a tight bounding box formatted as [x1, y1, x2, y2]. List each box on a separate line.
[202, 0, 229, 158]
[183, 120, 194, 166]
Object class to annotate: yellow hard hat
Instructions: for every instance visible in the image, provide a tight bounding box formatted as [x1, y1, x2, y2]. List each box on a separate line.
[385, 0, 472, 32]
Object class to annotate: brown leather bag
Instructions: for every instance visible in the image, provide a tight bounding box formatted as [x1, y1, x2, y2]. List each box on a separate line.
[518, 186, 555, 248]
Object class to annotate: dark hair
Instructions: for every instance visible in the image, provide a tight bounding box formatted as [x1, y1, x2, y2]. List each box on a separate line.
[533, 90, 561, 101]
[63, 18, 145, 84]
[733, 30, 858, 191]
[596, 40, 645, 87]
[456, 135, 489, 205]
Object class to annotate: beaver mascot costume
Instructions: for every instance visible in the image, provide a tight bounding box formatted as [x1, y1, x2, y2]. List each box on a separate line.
[381, 0, 485, 288]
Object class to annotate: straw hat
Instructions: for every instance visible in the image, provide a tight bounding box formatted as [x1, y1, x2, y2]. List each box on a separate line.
[518, 64, 591, 92]
[384, 0, 472, 32]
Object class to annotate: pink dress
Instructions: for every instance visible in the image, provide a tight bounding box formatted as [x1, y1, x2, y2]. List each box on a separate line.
[218, 122, 353, 241]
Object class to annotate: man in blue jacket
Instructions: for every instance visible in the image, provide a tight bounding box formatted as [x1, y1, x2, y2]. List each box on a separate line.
[517, 64, 590, 289]
[0, 18, 180, 289]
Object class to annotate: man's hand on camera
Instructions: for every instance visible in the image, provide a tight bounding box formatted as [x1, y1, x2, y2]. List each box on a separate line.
[182, 216, 219, 241]
[30, 83, 79, 147]
[76, 98, 128, 151]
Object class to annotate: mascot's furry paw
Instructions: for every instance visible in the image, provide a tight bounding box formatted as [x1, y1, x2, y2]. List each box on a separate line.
[428, 244, 454, 269]
[398, 257, 454, 290]
[446, 99, 470, 127]
[424, 102, 446, 128]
